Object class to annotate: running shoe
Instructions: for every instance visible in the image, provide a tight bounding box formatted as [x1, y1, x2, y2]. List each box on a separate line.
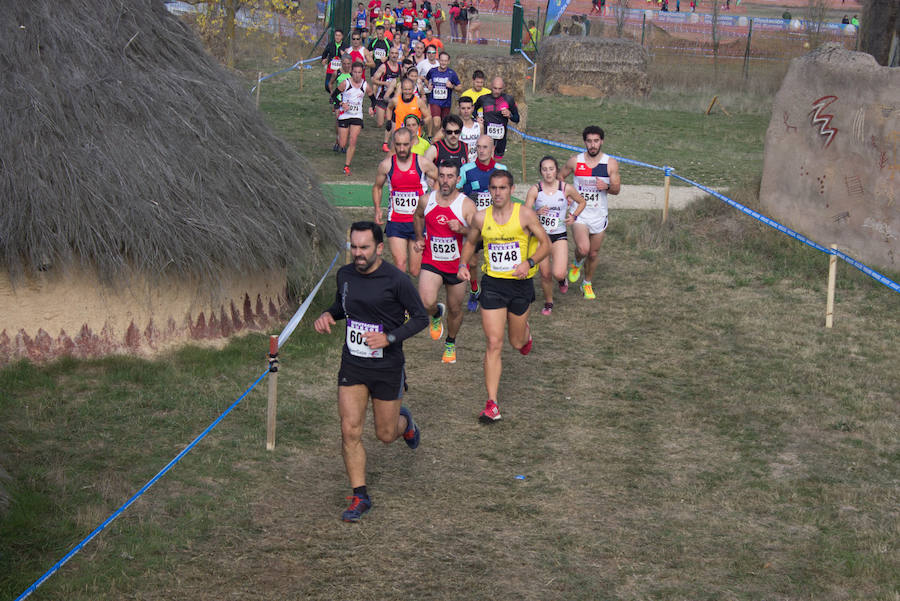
[332, 143, 340, 153]
[399, 406, 420, 449]
[478, 399, 501, 423]
[342, 494, 372, 522]
[582, 281, 596, 300]
[541, 302, 553, 316]
[466, 291, 479, 312]
[340, 147, 347, 154]
[567, 262, 581, 283]
[519, 329, 533, 355]
[343, 165, 351, 176]
[558, 279, 568, 294]
[442, 341, 456, 364]
[430, 302, 445, 340]
[382, 142, 390, 152]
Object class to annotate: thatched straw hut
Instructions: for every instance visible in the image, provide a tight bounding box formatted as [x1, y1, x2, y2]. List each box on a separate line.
[0, 0, 344, 364]
[537, 36, 650, 98]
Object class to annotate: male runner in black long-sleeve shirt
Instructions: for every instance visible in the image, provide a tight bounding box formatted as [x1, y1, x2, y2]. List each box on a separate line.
[314, 221, 428, 522]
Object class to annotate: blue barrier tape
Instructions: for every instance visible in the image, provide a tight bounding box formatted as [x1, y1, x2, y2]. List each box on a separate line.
[508, 126, 666, 172]
[14, 369, 270, 601]
[278, 249, 340, 349]
[14, 251, 343, 600]
[510, 127, 899, 295]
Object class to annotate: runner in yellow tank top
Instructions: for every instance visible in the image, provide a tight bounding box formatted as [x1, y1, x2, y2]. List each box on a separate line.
[458, 170, 551, 423]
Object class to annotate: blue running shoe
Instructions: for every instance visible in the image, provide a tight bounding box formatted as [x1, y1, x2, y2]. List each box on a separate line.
[399, 406, 420, 449]
[466, 291, 479, 312]
[342, 494, 372, 522]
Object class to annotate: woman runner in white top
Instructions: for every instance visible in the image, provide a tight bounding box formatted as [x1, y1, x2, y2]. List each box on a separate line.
[524, 155, 586, 315]
[337, 62, 375, 176]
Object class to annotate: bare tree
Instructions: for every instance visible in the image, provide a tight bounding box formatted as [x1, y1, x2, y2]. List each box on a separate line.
[615, 0, 630, 38]
[804, 0, 828, 49]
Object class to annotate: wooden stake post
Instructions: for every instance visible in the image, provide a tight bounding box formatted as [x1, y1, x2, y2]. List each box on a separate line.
[532, 63, 537, 94]
[299, 65, 304, 91]
[255, 71, 262, 108]
[825, 244, 837, 328]
[662, 167, 672, 224]
[266, 335, 279, 451]
[521, 132, 527, 184]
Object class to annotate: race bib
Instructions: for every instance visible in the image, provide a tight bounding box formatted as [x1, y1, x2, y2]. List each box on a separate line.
[345, 100, 362, 117]
[475, 190, 492, 210]
[432, 86, 448, 100]
[374, 47, 387, 60]
[346, 319, 384, 358]
[581, 189, 600, 209]
[487, 241, 521, 272]
[330, 57, 341, 71]
[357, 18, 366, 28]
[391, 190, 418, 214]
[430, 236, 459, 261]
[405, 14, 413, 23]
[539, 211, 560, 232]
[486, 123, 505, 140]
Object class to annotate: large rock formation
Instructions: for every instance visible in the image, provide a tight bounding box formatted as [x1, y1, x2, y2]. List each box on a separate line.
[536, 36, 650, 98]
[760, 44, 900, 271]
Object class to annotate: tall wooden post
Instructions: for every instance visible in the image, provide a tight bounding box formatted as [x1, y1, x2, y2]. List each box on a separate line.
[825, 244, 837, 328]
[345, 228, 352, 264]
[266, 335, 279, 451]
[532, 63, 537, 94]
[256, 71, 262, 108]
[299, 65, 304, 91]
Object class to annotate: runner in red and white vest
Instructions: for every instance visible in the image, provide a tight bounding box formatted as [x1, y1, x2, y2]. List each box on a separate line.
[373, 126, 438, 276]
[524, 156, 586, 316]
[559, 125, 621, 301]
[413, 160, 477, 364]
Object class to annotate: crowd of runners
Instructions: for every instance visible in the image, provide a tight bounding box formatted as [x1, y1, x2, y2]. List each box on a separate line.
[314, 21, 621, 522]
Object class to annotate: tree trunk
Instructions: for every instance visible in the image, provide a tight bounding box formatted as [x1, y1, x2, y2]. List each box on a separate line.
[860, 0, 900, 65]
[225, 0, 236, 69]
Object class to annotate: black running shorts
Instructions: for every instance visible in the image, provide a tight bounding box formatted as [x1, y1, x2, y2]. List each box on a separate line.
[338, 361, 406, 400]
[479, 274, 535, 316]
[421, 262, 463, 285]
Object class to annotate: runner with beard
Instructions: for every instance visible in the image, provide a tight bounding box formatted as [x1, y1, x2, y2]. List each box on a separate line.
[424, 115, 468, 170]
[457, 134, 506, 311]
[413, 160, 477, 364]
[371, 45, 402, 152]
[457, 170, 551, 422]
[373, 126, 438, 275]
[313, 221, 428, 522]
[474, 77, 519, 159]
[559, 125, 621, 300]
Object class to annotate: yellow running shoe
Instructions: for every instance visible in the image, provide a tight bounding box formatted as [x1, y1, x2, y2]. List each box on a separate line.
[429, 302, 446, 340]
[442, 341, 457, 364]
[582, 281, 596, 300]
[567, 262, 581, 283]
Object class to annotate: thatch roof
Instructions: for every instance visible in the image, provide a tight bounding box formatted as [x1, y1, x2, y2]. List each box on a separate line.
[1, 0, 344, 285]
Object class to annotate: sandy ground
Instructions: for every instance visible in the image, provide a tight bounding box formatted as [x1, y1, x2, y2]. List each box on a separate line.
[512, 183, 714, 210]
